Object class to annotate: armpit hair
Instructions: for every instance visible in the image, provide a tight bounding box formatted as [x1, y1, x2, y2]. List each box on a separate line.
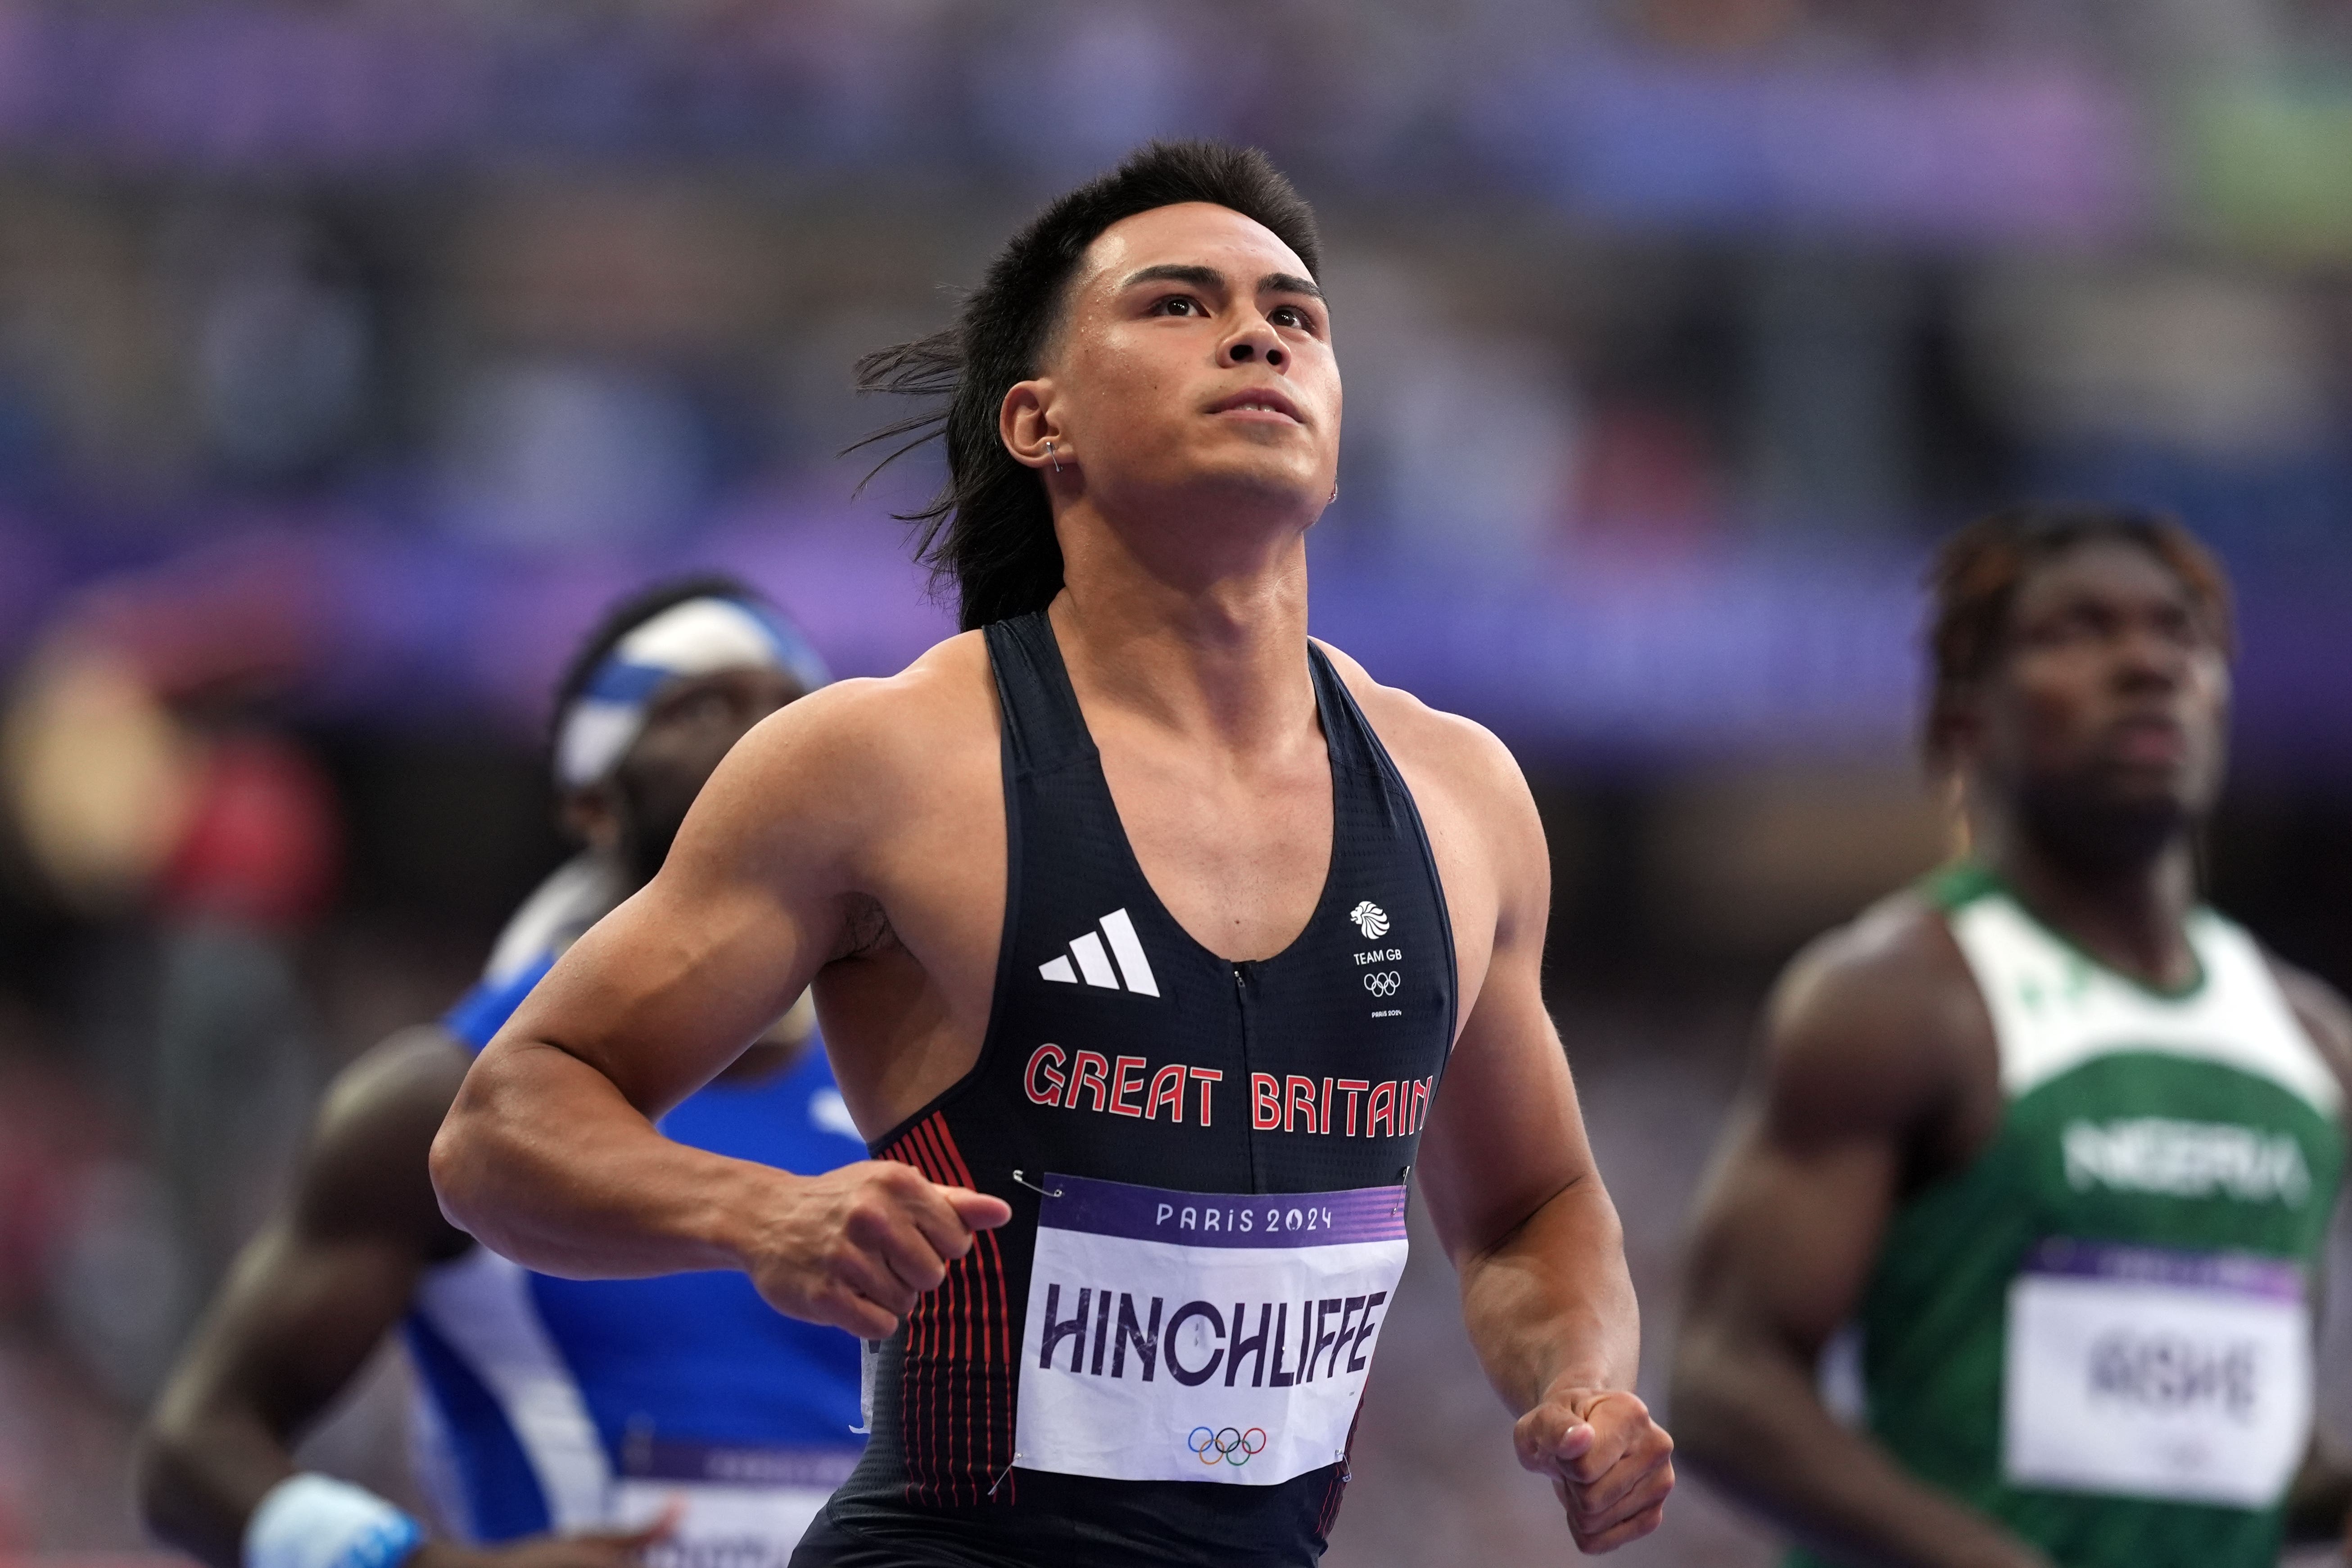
[834, 892, 900, 962]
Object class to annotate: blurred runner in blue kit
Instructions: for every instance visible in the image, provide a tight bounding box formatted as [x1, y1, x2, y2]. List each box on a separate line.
[140, 575, 868, 1568]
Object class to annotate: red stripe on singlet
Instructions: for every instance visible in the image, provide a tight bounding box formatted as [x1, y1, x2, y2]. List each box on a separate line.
[924, 1116, 982, 1504]
[909, 1117, 955, 1504]
[982, 1200, 1015, 1493]
[883, 1125, 943, 1505]
[931, 1118, 1014, 1501]
[927, 1124, 983, 1505]
[910, 1117, 969, 1502]
[917, 1124, 1002, 1505]
[881, 1114, 1019, 1505]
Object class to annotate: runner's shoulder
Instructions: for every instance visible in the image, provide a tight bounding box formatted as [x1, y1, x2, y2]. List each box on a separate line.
[708, 631, 998, 805]
[295, 1025, 475, 1254]
[2257, 947, 2352, 1112]
[1756, 888, 1988, 1143]
[316, 1024, 473, 1147]
[1311, 639, 1529, 817]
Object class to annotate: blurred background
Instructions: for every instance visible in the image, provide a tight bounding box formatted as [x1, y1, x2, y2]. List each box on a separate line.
[1, 0, 2351, 1563]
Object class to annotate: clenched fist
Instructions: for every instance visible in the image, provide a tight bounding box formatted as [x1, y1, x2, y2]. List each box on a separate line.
[739, 1160, 1011, 1338]
[1514, 1386, 1675, 1553]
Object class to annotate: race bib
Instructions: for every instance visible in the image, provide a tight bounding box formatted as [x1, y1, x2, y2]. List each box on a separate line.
[1015, 1174, 1409, 1486]
[2003, 1238, 2311, 1508]
[609, 1441, 861, 1568]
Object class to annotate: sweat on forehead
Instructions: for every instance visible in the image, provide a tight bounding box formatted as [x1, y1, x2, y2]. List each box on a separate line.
[998, 147, 1324, 373]
[1042, 203, 1317, 354]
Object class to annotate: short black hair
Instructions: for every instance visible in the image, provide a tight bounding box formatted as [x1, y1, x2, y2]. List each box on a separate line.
[548, 570, 768, 770]
[1922, 503, 2234, 764]
[852, 140, 1323, 631]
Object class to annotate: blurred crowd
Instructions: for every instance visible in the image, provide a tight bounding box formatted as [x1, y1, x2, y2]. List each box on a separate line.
[3, 2, 2352, 764]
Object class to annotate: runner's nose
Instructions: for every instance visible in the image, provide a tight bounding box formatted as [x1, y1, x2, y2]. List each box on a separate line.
[1223, 327, 1286, 370]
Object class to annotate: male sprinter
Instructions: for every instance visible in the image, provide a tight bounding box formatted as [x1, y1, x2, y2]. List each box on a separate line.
[1672, 506, 2352, 1567]
[431, 141, 1674, 1566]
[141, 578, 868, 1568]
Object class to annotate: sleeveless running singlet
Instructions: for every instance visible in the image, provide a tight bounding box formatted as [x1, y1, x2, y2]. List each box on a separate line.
[804, 612, 1457, 1567]
[1789, 864, 2345, 1568]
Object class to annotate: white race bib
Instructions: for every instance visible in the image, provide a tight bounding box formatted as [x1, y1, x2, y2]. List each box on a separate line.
[608, 1442, 861, 1568]
[2003, 1239, 2311, 1508]
[1015, 1174, 1409, 1486]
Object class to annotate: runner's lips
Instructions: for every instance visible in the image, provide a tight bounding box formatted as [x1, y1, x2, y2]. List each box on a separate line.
[1206, 388, 1304, 425]
[2106, 714, 2189, 765]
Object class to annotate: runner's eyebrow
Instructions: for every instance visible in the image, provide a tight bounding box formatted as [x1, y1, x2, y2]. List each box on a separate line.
[1121, 263, 1227, 294]
[1118, 264, 1324, 302]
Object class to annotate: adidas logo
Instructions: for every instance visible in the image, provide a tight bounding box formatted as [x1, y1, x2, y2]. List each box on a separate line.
[1039, 908, 1160, 997]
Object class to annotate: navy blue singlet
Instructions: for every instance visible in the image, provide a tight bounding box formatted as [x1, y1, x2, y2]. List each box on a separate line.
[800, 612, 1456, 1568]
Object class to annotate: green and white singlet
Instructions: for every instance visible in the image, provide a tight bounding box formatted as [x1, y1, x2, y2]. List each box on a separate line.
[1789, 864, 2345, 1568]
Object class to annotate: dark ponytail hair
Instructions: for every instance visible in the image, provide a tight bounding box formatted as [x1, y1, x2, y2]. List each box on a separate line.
[851, 140, 1322, 631]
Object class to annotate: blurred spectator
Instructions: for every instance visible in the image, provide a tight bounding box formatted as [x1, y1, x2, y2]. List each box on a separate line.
[2, 545, 341, 1398]
[177, 214, 376, 490]
[437, 359, 708, 548]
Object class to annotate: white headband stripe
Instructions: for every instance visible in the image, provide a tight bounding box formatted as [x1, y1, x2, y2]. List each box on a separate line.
[554, 596, 829, 788]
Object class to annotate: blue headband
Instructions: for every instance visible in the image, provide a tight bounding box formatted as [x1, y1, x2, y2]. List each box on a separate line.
[555, 596, 830, 787]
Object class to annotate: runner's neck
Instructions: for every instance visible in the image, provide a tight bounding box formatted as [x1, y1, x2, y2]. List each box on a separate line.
[1046, 566, 1317, 755]
[1975, 827, 2201, 994]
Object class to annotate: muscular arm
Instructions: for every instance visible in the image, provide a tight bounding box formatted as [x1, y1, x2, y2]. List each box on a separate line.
[430, 675, 1009, 1338]
[140, 1029, 475, 1568]
[1410, 721, 1668, 1553]
[1669, 912, 2050, 1568]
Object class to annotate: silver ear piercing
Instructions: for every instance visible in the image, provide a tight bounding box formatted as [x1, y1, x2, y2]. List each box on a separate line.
[1046, 440, 1062, 474]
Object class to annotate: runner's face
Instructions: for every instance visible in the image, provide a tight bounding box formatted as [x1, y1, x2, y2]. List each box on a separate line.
[1037, 202, 1337, 520]
[1978, 540, 2229, 829]
[611, 664, 803, 883]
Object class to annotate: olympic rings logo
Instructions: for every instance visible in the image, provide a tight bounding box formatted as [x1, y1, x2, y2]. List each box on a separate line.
[1188, 1426, 1268, 1467]
[1363, 971, 1401, 998]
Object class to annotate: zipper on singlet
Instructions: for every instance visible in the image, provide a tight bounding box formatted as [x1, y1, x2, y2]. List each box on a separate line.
[1235, 961, 1259, 1190]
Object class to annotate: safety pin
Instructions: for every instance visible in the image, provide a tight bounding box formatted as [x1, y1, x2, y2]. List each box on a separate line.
[1011, 1169, 1064, 1198]
[986, 1454, 1026, 1497]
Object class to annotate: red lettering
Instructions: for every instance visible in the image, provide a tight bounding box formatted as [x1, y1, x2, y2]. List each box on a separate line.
[1336, 1079, 1370, 1136]
[1069, 1051, 1110, 1113]
[1285, 1075, 1318, 1134]
[1252, 1073, 1281, 1130]
[1368, 1081, 1395, 1137]
[1024, 1044, 1068, 1107]
[1145, 1063, 1187, 1122]
[1318, 1076, 1334, 1135]
[1109, 1055, 1148, 1117]
[1411, 1076, 1431, 1132]
[1191, 1067, 1223, 1125]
